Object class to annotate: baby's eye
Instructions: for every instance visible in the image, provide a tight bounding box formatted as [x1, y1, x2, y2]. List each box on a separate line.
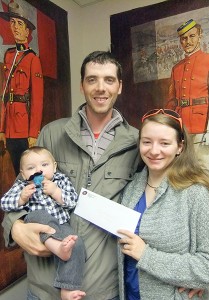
[42, 163, 49, 167]
[27, 166, 34, 171]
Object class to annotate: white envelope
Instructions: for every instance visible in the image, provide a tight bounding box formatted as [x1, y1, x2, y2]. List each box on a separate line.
[74, 188, 141, 238]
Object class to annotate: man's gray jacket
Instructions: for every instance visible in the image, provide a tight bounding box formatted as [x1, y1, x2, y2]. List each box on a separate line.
[2, 106, 139, 300]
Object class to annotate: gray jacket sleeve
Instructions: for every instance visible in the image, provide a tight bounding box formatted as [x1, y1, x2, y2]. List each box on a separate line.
[2, 210, 28, 247]
[137, 186, 209, 289]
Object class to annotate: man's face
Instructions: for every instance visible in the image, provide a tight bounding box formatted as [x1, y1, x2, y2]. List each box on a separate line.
[10, 17, 29, 43]
[80, 62, 122, 116]
[180, 26, 201, 54]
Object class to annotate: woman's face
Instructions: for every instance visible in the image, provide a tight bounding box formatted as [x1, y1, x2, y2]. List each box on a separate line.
[139, 121, 183, 175]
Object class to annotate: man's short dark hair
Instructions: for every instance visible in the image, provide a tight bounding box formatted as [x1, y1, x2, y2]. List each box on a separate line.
[80, 51, 122, 82]
[194, 23, 203, 35]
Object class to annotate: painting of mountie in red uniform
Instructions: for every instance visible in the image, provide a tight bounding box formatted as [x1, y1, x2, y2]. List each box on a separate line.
[166, 19, 209, 148]
[0, 1, 43, 175]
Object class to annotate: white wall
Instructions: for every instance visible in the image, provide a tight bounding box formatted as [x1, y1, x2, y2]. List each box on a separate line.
[51, 0, 167, 113]
[0, 0, 167, 298]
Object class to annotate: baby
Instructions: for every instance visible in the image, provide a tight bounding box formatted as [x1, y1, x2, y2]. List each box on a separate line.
[1, 146, 86, 300]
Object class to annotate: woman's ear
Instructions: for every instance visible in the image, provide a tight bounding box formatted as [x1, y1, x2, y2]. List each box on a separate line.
[177, 139, 184, 155]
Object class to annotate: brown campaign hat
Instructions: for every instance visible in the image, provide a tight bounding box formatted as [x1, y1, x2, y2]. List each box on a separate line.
[0, 1, 35, 30]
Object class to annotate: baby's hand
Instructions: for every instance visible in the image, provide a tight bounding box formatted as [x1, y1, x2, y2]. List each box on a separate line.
[42, 179, 62, 204]
[19, 183, 36, 206]
[42, 179, 57, 196]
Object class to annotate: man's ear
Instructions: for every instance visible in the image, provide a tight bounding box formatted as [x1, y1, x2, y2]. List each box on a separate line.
[80, 82, 84, 94]
[118, 80, 122, 95]
[26, 27, 29, 38]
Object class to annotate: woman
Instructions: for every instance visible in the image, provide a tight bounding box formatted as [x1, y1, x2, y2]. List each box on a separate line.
[118, 109, 209, 300]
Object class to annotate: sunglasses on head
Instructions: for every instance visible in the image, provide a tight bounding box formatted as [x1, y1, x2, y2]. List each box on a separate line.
[142, 109, 183, 129]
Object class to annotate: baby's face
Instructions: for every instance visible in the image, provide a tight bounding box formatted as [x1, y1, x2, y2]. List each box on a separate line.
[21, 151, 56, 181]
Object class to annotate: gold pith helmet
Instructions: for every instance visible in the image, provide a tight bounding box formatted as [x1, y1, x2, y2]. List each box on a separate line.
[0, 1, 35, 30]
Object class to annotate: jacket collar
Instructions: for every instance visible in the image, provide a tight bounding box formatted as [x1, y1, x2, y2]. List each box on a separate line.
[78, 104, 123, 134]
[64, 103, 138, 163]
[184, 49, 202, 59]
[16, 42, 29, 51]
[122, 166, 169, 210]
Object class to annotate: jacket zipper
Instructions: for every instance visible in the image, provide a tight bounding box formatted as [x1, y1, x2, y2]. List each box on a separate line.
[86, 143, 137, 187]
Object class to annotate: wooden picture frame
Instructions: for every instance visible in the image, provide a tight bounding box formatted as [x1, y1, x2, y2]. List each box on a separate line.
[110, 0, 209, 129]
[0, 0, 71, 291]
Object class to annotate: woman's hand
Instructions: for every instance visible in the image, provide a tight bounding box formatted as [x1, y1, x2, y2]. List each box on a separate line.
[118, 229, 146, 260]
[179, 287, 204, 299]
[118, 231, 204, 298]
[12, 219, 55, 256]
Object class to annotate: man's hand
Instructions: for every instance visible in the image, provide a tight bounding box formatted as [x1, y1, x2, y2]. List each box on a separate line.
[12, 219, 55, 256]
[28, 137, 37, 148]
[0, 132, 6, 147]
[179, 287, 204, 298]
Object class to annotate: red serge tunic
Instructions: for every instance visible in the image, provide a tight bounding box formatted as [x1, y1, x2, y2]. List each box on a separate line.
[167, 50, 209, 133]
[0, 43, 43, 138]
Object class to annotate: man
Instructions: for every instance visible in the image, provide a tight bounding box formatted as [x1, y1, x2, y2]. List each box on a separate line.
[0, 1, 43, 175]
[2, 51, 139, 300]
[166, 19, 209, 165]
